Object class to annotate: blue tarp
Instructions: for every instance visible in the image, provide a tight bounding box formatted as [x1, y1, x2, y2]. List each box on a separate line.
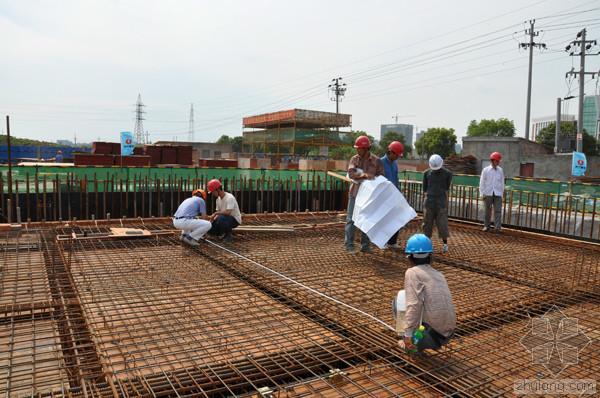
[0, 145, 91, 162]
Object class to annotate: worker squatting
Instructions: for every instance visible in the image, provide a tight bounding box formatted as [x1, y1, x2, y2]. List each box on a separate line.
[348, 135, 505, 353]
[172, 178, 242, 246]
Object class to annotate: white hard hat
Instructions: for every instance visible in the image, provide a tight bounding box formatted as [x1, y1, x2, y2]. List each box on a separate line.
[429, 154, 443, 170]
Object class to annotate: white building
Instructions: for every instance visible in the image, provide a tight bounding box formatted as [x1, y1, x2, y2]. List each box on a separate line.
[531, 115, 576, 141]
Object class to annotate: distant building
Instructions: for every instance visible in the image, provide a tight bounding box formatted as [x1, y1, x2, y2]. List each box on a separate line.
[56, 139, 75, 146]
[242, 109, 352, 157]
[154, 141, 232, 159]
[380, 124, 413, 147]
[454, 143, 462, 154]
[583, 95, 600, 140]
[415, 131, 425, 142]
[531, 115, 576, 142]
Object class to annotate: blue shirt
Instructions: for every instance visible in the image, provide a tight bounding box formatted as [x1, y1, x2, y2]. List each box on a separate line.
[174, 196, 206, 218]
[380, 154, 399, 188]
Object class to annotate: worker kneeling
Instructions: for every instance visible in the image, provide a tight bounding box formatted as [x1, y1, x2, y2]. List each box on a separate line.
[394, 233, 456, 353]
[207, 179, 242, 243]
[173, 189, 212, 246]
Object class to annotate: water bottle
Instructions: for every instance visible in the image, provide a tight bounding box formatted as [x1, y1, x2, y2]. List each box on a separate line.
[413, 325, 426, 346]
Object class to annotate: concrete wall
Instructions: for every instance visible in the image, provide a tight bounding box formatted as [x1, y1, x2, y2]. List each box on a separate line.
[462, 137, 600, 179]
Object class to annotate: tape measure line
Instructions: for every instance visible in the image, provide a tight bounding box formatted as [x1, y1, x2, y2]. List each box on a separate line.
[203, 239, 395, 333]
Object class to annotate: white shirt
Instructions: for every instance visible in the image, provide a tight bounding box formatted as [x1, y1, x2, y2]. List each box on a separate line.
[216, 192, 242, 225]
[479, 165, 505, 196]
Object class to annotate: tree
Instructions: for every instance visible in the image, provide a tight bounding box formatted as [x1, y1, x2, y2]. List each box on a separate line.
[466, 118, 516, 137]
[216, 135, 243, 152]
[329, 130, 377, 160]
[536, 122, 598, 156]
[379, 131, 412, 158]
[414, 127, 457, 158]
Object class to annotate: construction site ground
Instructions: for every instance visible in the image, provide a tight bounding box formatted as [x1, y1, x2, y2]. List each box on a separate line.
[1, 212, 598, 397]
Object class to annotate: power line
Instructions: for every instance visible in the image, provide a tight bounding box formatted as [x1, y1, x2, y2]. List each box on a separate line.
[188, 103, 194, 142]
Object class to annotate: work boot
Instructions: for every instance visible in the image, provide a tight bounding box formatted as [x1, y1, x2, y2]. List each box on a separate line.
[482, 226, 489, 232]
[442, 244, 448, 254]
[360, 246, 374, 254]
[182, 235, 199, 247]
[222, 232, 234, 243]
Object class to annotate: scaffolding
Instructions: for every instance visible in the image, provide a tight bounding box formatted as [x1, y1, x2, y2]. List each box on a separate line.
[242, 109, 353, 157]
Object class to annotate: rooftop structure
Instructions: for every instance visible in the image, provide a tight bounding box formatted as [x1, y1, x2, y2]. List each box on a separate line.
[243, 109, 352, 156]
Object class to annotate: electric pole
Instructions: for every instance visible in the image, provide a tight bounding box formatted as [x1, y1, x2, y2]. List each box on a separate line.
[566, 28, 598, 152]
[133, 94, 146, 145]
[520, 20, 546, 141]
[188, 103, 195, 142]
[328, 77, 346, 116]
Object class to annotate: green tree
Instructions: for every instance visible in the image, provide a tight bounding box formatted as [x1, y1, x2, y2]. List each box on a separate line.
[217, 135, 243, 152]
[466, 118, 516, 137]
[329, 130, 377, 160]
[379, 131, 412, 158]
[536, 122, 598, 156]
[414, 127, 457, 158]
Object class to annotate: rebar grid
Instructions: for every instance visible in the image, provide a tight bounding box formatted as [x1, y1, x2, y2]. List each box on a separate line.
[1, 213, 599, 397]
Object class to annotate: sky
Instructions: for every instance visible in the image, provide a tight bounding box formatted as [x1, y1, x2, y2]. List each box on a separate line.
[1, 0, 600, 145]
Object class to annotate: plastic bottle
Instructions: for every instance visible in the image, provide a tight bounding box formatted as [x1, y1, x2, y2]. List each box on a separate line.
[412, 325, 426, 346]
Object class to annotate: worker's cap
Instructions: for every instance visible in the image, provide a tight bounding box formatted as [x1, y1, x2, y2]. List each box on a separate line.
[428, 154, 443, 170]
[192, 189, 207, 200]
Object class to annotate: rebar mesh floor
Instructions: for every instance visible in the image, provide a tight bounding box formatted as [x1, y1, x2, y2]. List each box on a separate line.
[1, 213, 598, 397]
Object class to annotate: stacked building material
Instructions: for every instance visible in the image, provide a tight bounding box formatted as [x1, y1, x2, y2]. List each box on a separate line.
[74, 153, 114, 166]
[160, 146, 178, 164]
[443, 154, 477, 174]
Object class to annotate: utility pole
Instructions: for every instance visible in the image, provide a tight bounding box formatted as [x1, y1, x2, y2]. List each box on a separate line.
[6, 116, 12, 223]
[566, 28, 598, 152]
[555, 97, 561, 153]
[520, 20, 546, 141]
[328, 77, 346, 131]
[188, 103, 195, 142]
[133, 94, 146, 145]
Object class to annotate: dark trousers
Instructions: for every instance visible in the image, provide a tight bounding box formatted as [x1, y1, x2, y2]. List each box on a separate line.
[415, 323, 452, 352]
[209, 215, 239, 236]
[387, 230, 399, 245]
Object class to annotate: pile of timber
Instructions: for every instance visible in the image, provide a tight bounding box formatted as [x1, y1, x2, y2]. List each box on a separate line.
[444, 155, 477, 175]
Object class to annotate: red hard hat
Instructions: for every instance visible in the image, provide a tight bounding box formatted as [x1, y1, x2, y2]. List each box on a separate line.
[353, 135, 371, 149]
[388, 141, 404, 156]
[490, 152, 502, 161]
[192, 189, 207, 200]
[207, 179, 222, 193]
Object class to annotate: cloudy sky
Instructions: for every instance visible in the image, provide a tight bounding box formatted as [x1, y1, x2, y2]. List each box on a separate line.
[1, 0, 599, 145]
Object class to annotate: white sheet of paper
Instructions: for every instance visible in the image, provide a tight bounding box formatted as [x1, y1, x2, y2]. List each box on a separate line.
[352, 176, 417, 248]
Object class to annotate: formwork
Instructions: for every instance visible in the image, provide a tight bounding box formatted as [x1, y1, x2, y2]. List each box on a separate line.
[1, 213, 599, 397]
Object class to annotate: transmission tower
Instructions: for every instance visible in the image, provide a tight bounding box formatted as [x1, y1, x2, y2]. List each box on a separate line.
[188, 103, 195, 142]
[133, 94, 146, 144]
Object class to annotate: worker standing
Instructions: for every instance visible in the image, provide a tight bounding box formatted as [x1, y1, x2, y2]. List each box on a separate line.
[396, 233, 456, 353]
[207, 179, 242, 243]
[381, 141, 404, 249]
[422, 154, 452, 253]
[173, 189, 212, 246]
[480, 152, 504, 232]
[55, 150, 64, 163]
[345, 135, 384, 254]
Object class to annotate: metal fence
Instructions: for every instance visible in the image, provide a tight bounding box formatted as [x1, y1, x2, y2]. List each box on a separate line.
[1, 172, 599, 241]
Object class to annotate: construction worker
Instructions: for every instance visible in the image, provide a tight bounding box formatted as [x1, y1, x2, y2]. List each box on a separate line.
[397, 233, 456, 353]
[381, 140, 404, 249]
[480, 151, 504, 232]
[345, 135, 384, 254]
[422, 154, 452, 253]
[173, 189, 211, 246]
[55, 150, 63, 163]
[207, 179, 242, 243]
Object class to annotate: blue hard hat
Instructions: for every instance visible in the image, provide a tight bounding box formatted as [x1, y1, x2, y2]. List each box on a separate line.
[405, 233, 433, 254]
